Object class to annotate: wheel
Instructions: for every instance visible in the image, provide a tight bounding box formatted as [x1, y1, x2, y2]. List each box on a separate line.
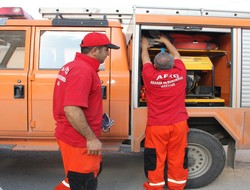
[185, 129, 226, 189]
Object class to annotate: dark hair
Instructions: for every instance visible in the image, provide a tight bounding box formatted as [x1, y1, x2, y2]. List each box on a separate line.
[81, 46, 104, 54]
[153, 52, 174, 70]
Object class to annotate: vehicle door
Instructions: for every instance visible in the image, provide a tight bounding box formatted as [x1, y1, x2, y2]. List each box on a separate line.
[30, 27, 112, 131]
[0, 27, 31, 131]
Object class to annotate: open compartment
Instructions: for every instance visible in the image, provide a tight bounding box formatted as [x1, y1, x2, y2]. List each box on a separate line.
[138, 27, 232, 107]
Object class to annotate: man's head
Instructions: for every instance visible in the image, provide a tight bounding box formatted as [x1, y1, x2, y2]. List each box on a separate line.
[80, 32, 120, 49]
[80, 32, 120, 63]
[153, 52, 174, 70]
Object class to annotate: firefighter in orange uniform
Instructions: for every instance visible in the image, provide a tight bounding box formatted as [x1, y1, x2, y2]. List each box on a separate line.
[141, 34, 189, 190]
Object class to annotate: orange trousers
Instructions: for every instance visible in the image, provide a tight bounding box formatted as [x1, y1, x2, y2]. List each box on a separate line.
[54, 140, 102, 190]
[144, 120, 189, 190]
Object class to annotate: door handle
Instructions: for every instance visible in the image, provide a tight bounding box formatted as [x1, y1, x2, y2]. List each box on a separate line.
[101, 86, 107, 99]
[14, 85, 24, 99]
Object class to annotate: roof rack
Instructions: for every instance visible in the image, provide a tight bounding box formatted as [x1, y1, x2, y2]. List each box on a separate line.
[39, 6, 250, 21]
[134, 6, 250, 19]
[39, 7, 134, 44]
[39, 7, 133, 26]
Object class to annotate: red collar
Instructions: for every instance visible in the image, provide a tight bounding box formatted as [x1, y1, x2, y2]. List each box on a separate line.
[75, 52, 100, 72]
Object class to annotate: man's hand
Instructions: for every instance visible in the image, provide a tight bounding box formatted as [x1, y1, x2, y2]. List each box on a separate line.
[87, 138, 102, 155]
[141, 36, 151, 50]
[154, 34, 181, 59]
[64, 106, 103, 156]
[154, 34, 168, 43]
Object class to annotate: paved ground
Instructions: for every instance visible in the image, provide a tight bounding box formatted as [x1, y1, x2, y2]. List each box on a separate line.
[0, 145, 250, 190]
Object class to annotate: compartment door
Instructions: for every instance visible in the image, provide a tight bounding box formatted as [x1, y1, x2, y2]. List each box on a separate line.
[0, 28, 31, 131]
[241, 29, 250, 107]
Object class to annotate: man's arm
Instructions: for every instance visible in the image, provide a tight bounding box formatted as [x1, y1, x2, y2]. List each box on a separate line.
[64, 106, 102, 155]
[141, 37, 152, 65]
[155, 35, 181, 59]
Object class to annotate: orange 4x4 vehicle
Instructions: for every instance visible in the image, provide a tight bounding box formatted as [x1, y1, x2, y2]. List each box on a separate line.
[1, 6, 250, 189]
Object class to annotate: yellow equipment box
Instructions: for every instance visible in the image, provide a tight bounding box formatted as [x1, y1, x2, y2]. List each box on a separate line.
[182, 56, 213, 70]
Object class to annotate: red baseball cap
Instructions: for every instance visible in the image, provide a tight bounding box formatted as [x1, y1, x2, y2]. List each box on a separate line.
[80, 32, 120, 49]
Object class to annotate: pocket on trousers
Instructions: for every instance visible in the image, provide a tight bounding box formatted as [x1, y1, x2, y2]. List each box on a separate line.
[144, 148, 157, 177]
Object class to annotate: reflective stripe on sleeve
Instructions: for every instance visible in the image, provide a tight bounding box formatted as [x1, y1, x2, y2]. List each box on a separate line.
[168, 178, 187, 184]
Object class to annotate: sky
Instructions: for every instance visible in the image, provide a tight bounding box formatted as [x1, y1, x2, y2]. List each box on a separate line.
[1, 0, 250, 19]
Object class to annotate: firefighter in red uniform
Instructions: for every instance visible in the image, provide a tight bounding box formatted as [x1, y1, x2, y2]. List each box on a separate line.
[141, 34, 189, 190]
[53, 32, 119, 190]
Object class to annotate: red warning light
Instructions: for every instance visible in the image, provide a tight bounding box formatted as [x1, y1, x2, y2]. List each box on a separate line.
[0, 7, 33, 19]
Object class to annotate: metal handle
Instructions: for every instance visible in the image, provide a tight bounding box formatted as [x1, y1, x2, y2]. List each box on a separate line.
[14, 85, 24, 99]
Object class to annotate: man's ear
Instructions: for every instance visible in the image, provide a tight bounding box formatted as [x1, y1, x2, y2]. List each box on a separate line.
[154, 63, 160, 70]
[91, 47, 99, 56]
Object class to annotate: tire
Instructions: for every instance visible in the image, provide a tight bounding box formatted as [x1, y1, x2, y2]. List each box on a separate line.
[185, 129, 226, 189]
